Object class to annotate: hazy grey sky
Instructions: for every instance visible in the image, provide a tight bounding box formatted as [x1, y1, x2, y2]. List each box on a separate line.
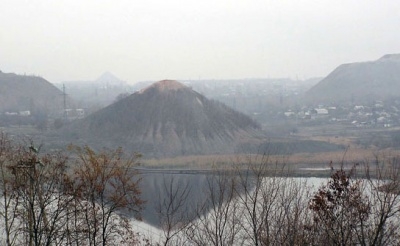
[1, 0, 399, 83]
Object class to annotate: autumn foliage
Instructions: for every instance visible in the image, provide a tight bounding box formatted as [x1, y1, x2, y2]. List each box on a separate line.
[0, 133, 145, 246]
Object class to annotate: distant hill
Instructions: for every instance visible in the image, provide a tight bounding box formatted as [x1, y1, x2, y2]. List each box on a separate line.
[59, 72, 131, 110]
[62, 80, 266, 157]
[0, 71, 67, 114]
[95, 71, 127, 87]
[305, 54, 400, 104]
[62, 71, 127, 87]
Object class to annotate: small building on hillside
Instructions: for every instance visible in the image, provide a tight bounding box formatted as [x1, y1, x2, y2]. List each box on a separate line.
[315, 108, 329, 115]
[64, 108, 85, 120]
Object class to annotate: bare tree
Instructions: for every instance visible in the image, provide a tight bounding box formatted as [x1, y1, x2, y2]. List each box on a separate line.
[4, 140, 74, 246]
[361, 157, 400, 245]
[0, 139, 147, 245]
[233, 154, 285, 246]
[232, 153, 314, 246]
[69, 145, 144, 245]
[0, 133, 21, 246]
[155, 175, 192, 246]
[266, 174, 312, 245]
[186, 169, 241, 246]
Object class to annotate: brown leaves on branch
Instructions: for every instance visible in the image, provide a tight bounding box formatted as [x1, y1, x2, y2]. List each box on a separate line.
[0, 133, 145, 246]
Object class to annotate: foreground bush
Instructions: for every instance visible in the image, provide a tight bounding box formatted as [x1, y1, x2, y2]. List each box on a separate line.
[154, 154, 400, 246]
[0, 133, 145, 246]
[2, 132, 400, 245]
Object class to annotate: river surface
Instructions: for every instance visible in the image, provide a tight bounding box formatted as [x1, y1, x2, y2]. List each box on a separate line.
[138, 170, 327, 227]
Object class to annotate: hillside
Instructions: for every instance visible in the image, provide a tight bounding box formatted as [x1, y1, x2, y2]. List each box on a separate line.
[62, 80, 266, 157]
[305, 54, 400, 104]
[0, 71, 66, 114]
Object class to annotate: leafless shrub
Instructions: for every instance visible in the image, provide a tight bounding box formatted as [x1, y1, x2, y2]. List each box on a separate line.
[186, 169, 240, 246]
[68, 145, 145, 245]
[156, 175, 192, 246]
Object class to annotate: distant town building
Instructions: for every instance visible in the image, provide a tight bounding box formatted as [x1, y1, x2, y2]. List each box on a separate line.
[64, 108, 85, 120]
[19, 110, 31, 116]
[315, 108, 329, 115]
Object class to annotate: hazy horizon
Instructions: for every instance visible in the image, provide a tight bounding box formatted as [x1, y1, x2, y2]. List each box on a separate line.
[1, 0, 399, 84]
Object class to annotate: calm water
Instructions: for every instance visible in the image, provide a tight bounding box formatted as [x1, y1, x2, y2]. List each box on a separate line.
[138, 171, 327, 227]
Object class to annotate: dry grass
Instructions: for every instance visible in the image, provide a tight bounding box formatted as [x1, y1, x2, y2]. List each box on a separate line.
[141, 146, 400, 172]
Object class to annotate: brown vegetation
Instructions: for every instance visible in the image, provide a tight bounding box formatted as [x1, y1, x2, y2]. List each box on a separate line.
[151, 153, 400, 245]
[0, 134, 145, 245]
[2, 131, 400, 245]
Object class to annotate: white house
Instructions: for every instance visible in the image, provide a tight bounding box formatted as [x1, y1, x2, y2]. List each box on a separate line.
[315, 108, 329, 115]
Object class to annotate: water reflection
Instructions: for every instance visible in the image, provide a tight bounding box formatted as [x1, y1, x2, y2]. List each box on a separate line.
[138, 170, 326, 227]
